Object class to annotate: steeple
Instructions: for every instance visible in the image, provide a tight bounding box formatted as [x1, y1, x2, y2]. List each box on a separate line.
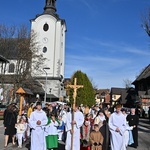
[44, 0, 57, 15]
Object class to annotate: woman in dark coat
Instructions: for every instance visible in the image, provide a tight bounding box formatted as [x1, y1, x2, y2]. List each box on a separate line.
[127, 108, 139, 148]
[3, 104, 17, 147]
[99, 108, 111, 150]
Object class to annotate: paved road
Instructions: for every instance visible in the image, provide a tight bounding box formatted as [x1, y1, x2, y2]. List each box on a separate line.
[0, 120, 65, 150]
[127, 118, 150, 150]
[0, 118, 149, 150]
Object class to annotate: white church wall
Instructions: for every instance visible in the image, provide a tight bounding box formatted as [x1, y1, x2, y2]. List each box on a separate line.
[31, 15, 58, 77]
[54, 21, 62, 77]
[42, 79, 61, 98]
[30, 1, 66, 100]
[4, 60, 17, 74]
[60, 24, 66, 77]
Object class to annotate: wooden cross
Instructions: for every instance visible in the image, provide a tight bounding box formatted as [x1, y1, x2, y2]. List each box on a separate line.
[67, 78, 83, 150]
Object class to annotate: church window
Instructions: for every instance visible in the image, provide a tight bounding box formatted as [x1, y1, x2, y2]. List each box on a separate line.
[43, 23, 49, 31]
[43, 47, 47, 53]
[8, 63, 15, 73]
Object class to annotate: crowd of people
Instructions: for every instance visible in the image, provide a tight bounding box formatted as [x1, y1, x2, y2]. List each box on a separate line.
[3, 101, 139, 150]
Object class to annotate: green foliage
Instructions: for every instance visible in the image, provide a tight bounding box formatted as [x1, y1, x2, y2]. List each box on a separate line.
[69, 70, 95, 107]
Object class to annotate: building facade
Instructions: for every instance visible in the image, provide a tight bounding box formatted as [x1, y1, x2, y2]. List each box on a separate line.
[110, 87, 137, 108]
[95, 89, 110, 107]
[132, 64, 150, 115]
[31, 0, 67, 101]
[0, 1, 67, 103]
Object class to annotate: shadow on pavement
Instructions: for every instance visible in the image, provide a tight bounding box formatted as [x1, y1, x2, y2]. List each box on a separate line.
[25, 141, 65, 150]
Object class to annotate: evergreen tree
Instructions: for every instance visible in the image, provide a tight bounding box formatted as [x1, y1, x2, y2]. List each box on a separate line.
[68, 70, 95, 107]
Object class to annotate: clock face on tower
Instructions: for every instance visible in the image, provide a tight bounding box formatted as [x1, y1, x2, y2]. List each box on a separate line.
[42, 37, 48, 43]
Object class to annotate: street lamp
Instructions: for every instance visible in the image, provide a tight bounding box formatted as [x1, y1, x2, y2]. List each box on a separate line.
[43, 67, 50, 103]
[49, 88, 52, 102]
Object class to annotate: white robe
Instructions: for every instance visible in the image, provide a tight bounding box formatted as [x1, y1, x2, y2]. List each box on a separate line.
[65, 110, 84, 150]
[108, 111, 126, 150]
[122, 121, 133, 150]
[28, 109, 48, 150]
[45, 119, 59, 136]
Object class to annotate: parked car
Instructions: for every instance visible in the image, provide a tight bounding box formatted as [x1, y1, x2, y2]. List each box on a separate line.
[0, 104, 6, 119]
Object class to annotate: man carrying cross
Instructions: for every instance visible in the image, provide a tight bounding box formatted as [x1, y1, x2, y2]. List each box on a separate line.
[65, 78, 84, 150]
[65, 105, 84, 150]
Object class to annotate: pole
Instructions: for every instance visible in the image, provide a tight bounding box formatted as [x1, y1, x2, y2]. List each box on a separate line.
[44, 71, 47, 103]
[19, 95, 24, 116]
[16, 87, 25, 116]
[49, 88, 52, 102]
[71, 97, 75, 150]
[43, 67, 50, 103]
[66, 78, 83, 150]
[71, 78, 77, 150]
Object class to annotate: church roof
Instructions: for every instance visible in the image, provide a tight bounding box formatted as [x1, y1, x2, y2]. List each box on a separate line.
[0, 55, 9, 63]
[32, 0, 60, 21]
[0, 74, 44, 95]
[43, 0, 57, 16]
[31, 0, 67, 30]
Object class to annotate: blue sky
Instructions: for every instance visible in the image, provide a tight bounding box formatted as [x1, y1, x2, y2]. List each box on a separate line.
[0, 0, 150, 89]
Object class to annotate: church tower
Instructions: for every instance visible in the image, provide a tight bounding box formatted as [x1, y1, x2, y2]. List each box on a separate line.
[31, 0, 67, 101]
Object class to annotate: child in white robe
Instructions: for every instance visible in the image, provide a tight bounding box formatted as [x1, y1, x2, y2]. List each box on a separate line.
[109, 104, 126, 150]
[28, 102, 48, 150]
[45, 113, 59, 149]
[22, 115, 28, 142]
[121, 109, 134, 150]
[16, 117, 26, 148]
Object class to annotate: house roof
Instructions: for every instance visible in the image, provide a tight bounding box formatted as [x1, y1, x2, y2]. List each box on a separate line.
[133, 64, 150, 84]
[138, 91, 146, 96]
[96, 89, 110, 95]
[0, 74, 44, 95]
[138, 90, 150, 99]
[140, 95, 150, 99]
[111, 87, 126, 94]
[121, 89, 128, 104]
[16, 87, 33, 95]
[0, 55, 9, 63]
[147, 89, 150, 95]
[111, 87, 137, 104]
